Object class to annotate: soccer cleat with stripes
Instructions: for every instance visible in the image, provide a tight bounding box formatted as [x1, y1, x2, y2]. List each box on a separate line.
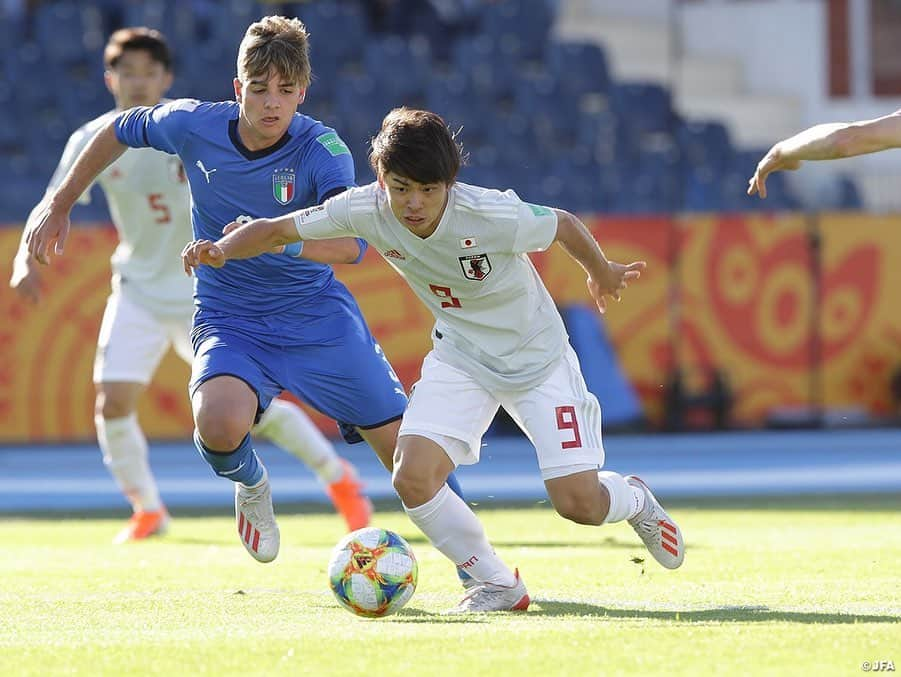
[445, 569, 530, 614]
[112, 508, 170, 544]
[235, 470, 280, 563]
[625, 475, 684, 569]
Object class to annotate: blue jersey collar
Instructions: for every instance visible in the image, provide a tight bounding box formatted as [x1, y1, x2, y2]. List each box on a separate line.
[228, 117, 293, 160]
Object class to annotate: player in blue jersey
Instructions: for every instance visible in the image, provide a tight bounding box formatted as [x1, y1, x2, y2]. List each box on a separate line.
[23, 15, 468, 568]
[10, 26, 374, 544]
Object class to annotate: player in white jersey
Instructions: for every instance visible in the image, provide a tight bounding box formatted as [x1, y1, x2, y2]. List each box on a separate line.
[183, 107, 685, 613]
[9, 27, 373, 543]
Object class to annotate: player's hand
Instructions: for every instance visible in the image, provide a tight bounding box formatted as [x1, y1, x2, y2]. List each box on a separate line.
[9, 256, 44, 304]
[25, 202, 71, 265]
[222, 220, 284, 254]
[182, 239, 225, 275]
[587, 260, 646, 314]
[747, 144, 802, 199]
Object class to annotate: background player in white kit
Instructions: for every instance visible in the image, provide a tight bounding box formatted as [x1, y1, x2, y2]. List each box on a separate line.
[9, 27, 373, 544]
[183, 107, 685, 613]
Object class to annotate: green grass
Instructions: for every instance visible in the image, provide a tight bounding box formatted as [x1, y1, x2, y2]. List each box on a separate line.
[2, 496, 899, 676]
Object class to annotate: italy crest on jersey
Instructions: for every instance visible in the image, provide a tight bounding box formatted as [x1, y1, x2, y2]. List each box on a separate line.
[272, 169, 295, 205]
[459, 254, 492, 281]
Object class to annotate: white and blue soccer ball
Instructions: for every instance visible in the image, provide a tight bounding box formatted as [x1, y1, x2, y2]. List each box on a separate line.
[327, 527, 418, 618]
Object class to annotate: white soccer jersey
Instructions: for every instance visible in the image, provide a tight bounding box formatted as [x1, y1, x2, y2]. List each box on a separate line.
[48, 108, 193, 317]
[295, 181, 569, 390]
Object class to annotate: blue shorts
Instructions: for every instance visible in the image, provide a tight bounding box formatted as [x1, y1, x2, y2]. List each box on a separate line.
[189, 292, 406, 442]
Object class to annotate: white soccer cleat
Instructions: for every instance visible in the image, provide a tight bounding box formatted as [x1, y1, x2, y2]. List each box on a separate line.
[625, 475, 684, 569]
[235, 470, 280, 563]
[445, 569, 530, 614]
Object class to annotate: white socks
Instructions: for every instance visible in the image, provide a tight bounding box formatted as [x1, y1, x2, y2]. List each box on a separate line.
[597, 471, 645, 523]
[252, 399, 344, 484]
[404, 484, 516, 587]
[95, 414, 162, 513]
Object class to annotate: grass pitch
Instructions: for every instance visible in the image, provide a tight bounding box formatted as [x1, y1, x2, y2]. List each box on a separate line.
[1, 495, 898, 676]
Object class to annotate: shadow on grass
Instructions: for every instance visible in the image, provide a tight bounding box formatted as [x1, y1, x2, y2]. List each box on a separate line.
[531, 600, 901, 624]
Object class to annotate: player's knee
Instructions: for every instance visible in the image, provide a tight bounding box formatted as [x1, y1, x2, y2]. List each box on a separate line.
[194, 408, 249, 451]
[554, 494, 604, 526]
[392, 464, 437, 507]
[95, 391, 133, 420]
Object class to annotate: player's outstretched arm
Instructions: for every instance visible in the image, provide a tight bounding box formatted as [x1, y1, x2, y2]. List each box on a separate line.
[25, 121, 127, 264]
[181, 216, 299, 274]
[293, 238, 364, 265]
[552, 209, 646, 315]
[748, 110, 901, 199]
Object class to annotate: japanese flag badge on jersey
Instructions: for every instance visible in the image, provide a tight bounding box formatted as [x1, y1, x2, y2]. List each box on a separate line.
[460, 237, 477, 249]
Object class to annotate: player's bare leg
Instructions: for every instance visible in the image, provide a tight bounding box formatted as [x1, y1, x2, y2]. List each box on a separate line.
[544, 468, 610, 525]
[192, 376, 279, 562]
[359, 421, 476, 588]
[357, 419, 401, 471]
[95, 381, 169, 544]
[253, 399, 372, 531]
[393, 435, 529, 613]
[546, 469, 684, 569]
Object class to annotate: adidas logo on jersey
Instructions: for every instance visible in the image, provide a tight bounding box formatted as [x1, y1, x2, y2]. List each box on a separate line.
[384, 249, 406, 260]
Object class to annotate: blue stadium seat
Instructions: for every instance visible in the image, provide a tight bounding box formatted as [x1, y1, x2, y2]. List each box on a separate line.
[426, 76, 494, 146]
[34, 1, 87, 66]
[477, 0, 555, 62]
[451, 36, 521, 102]
[363, 35, 431, 105]
[610, 82, 676, 138]
[683, 166, 725, 212]
[676, 120, 733, 172]
[577, 109, 641, 171]
[513, 72, 581, 153]
[181, 43, 238, 102]
[546, 40, 611, 99]
[299, 1, 366, 72]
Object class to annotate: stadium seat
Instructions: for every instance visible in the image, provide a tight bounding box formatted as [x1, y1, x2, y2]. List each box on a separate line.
[514, 72, 581, 152]
[477, 0, 556, 62]
[683, 166, 725, 212]
[676, 120, 734, 172]
[299, 1, 366, 72]
[34, 1, 88, 66]
[363, 35, 431, 105]
[451, 36, 522, 103]
[610, 82, 676, 139]
[546, 40, 611, 100]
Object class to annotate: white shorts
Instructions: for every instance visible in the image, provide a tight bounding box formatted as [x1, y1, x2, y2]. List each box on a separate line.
[93, 291, 193, 384]
[398, 345, 605, 475]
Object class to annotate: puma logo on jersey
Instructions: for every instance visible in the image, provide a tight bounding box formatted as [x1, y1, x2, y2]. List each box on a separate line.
[196, 160, 217, 183]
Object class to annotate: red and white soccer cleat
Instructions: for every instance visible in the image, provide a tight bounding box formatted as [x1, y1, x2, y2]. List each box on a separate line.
[625, 475, 684, 569]
[325, 459, 373, 532]
[112, 508, 170, 544]
[235, 469, 280, 563]
[445, 568, 530, 614]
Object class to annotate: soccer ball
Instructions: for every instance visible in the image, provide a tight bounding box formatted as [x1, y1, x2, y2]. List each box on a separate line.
[327, 527, 418, 618]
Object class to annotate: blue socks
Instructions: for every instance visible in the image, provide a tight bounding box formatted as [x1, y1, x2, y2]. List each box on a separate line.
[194, 431, 264, 487]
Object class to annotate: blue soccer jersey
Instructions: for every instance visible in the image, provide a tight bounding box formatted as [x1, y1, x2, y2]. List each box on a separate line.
[116, 99, 355, 317]
[114, 99, 406, 433]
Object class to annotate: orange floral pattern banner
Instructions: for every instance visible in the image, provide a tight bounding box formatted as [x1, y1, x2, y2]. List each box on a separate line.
[1, 213, 899, 442]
